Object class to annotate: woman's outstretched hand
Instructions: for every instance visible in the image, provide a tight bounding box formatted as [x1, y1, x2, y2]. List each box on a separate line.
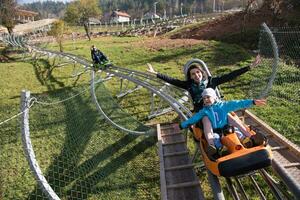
[250, 54, 261, 69]
[147, 63, 157, 75]
[254, 99, 267, 106]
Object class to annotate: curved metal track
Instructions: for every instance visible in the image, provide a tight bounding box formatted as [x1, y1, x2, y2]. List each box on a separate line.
[2, 33, 299, 199]
[243, 110, 300, 197]
[21, 91, 60, 200]
[2, 33, 220, 199]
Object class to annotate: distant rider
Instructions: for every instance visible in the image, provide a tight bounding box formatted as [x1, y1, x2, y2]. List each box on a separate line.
[91, 45, 110, 69]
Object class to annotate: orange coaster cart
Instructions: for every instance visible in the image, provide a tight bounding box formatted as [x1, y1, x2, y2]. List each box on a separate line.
[193, 112, 272, 177]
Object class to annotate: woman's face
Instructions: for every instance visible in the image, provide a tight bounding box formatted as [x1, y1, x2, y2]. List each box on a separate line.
[203, 95, 215, 106]
[189, 68, 203, 83]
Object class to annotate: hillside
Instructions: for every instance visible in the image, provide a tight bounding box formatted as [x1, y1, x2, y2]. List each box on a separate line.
[169, 0, 300, 49]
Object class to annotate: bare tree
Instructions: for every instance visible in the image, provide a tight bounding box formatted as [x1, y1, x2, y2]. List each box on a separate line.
[0, 0, 17, 34]
[64, 0, 101, 41]
[48, 20, 65, 52]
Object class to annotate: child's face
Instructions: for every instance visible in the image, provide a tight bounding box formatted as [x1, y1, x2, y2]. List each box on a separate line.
[203, 95, 215, 106]
[190, 68, 203, 83]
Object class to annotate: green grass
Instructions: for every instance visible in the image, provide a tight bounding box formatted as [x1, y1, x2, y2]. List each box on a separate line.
[66, 25, 132, 34]
[218, 61, 300, 145]
[0, 35, 299, 199]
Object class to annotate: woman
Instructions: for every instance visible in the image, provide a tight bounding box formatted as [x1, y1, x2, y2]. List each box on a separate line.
[147, 55, 261, 112]
[147, 55, 261, 144]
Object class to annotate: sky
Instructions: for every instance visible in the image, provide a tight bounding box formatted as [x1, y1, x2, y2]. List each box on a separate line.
[18, 0, 73, 4]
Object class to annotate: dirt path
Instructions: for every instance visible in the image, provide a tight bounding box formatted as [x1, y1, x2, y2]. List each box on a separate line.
[169, 1, 300, 41]
[134, 38, 206, 51]
[0, 19, 57, 34]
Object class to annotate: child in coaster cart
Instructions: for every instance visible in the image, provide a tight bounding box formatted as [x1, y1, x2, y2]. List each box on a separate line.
[91, 45, 111, 70]
[179, 88, 266, 157]
[147, 55, 261, 144]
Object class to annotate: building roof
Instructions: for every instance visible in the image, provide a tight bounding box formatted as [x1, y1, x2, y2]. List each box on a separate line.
[16, 9, 39, 17]
[113, 11, 131, 18]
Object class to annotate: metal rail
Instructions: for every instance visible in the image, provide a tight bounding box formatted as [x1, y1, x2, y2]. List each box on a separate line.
[21, 91, 60, 200]
[90, 70, 154, 135]
[3, 33, 299, 199]
[240, 110, 300, 198]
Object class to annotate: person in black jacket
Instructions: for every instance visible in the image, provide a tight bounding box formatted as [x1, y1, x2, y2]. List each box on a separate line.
[147, 55, 261, 144]
[91, 45, 110, 69]
[147, 55, 261, 112]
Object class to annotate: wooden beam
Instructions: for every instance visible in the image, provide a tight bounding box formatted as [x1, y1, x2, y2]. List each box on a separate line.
[164, 150, 189, 157]
[165, 163, 195, 171]
[157, 124, 168, 200]
[163, 140, 186, 146]
[167, 181, 200, 189]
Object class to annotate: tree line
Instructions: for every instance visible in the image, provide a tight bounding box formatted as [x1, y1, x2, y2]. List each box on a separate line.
[1, 0, 298, 43]
[20, 0, 246, 20]
[3, 0, 242, 41]
[21, 1, 68, 19]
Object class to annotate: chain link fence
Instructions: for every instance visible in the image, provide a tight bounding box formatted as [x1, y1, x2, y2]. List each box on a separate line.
[1, 80, 159, 199]
[249, 24, 299, 145]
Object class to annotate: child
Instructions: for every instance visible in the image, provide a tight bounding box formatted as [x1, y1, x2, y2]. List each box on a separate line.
[147, 55, 261, 142]
[179, 88, 266, 156]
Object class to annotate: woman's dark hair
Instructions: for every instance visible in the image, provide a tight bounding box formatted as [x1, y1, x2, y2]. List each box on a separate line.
[186, 64, 206, 80]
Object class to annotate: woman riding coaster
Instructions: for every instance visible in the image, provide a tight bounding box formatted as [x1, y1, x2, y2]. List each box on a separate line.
[147, 55, 263, 147]
[147, 55, 261, 112]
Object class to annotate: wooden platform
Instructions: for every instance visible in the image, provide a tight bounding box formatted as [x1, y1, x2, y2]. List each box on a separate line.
[242, 110, 300, 197]
[157, 124, 205, 200]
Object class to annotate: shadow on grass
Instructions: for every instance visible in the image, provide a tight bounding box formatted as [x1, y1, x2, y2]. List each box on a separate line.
[93, 83, 152, 132]
[24, 58, 102, 198]
[26, 57, 154, 199]
[1, 47, 28, 62]
[26, 87, 97, 199]
[27, 88, 155, 199]
[91, 176, 158, 194]
[65, 136, 156, 199]
[31, 58, 65, 90]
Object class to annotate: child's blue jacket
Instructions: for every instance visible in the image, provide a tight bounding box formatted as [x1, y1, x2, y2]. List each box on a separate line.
[180, 99, 254, 129]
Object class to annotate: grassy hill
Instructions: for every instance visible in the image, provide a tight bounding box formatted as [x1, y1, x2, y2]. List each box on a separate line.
[0, 35, 298, 199]
[167, 0, 300, 49]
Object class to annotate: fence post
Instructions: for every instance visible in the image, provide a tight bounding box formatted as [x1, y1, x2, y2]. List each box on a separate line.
[20, 90, 60, 200]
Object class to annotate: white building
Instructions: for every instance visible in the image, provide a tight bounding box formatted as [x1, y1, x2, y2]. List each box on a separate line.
[14, 9, 38, 23]
[111, 11, 131, 23]
[143, 12, 161, 20]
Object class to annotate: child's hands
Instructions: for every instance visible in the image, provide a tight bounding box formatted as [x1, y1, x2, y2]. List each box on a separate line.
[250, 54, 261, 69]
[254, 99, 267, 106]
[147, 63, 157, 74]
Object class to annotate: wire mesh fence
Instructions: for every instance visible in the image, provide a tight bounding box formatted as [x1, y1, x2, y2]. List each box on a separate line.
[0, 117, 28, 199]
[1, 23, 299, 199]
[249, 25, 300, 145]
[1, 82, 160, 199]
[203, 23, 299, 145]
